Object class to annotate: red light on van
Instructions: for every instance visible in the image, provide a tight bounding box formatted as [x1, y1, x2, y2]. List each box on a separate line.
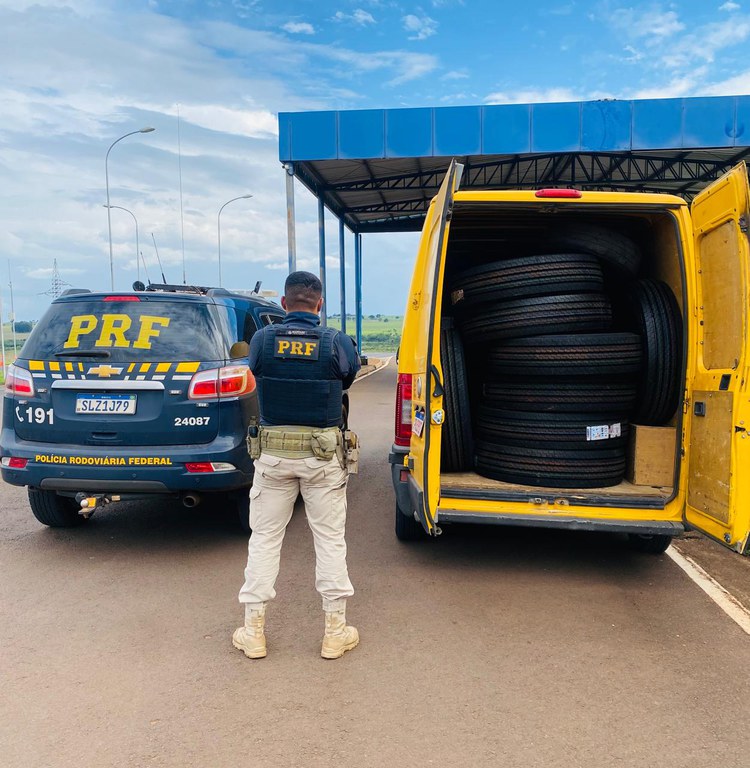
[104, 296, 140, 301]
[4, 364, 35, 397]
[535, 188, 583, 198]
[394, 373, 413, 447]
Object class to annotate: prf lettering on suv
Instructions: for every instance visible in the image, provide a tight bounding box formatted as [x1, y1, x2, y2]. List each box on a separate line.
[0, 282, 285, 531]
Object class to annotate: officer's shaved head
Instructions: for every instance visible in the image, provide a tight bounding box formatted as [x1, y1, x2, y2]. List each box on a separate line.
[283, 271, 323, 312]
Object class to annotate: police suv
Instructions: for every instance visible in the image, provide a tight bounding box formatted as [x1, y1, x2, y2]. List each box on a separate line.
[0, 283, 284, 530]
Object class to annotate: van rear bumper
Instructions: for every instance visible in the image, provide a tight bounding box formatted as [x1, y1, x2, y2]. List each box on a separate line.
[389, 444, 412, 514]
[436, 509, 684, 536]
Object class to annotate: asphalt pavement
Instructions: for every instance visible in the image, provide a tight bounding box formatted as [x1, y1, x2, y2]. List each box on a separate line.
[1, 360, 749, 768]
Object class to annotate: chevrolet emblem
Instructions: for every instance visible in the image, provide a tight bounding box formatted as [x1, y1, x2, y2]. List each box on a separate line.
[88, 364, 123, 378]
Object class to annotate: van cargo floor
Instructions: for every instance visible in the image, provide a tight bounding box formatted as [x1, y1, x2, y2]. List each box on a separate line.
[440, 471, 672, 509]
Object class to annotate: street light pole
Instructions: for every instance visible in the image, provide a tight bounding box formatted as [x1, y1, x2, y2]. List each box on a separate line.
[105, 127, 155, 290]
[104, 204, 140, 282]
[217, 194, 252, 288]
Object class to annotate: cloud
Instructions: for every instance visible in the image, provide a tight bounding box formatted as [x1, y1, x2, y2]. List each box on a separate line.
[609, 8, 684, 41]
[607, 7, 750, 70]
[660, 18, 750, 68]
[720, 1, 740, 10]
[441, 70, 469, 81]
[333, 9, 376, 25]
[282, 21, 315, 35]
[402, 13, 438, 40]
[484, 87, 583, 105]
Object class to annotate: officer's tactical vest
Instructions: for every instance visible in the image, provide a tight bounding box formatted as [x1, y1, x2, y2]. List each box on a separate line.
[257, 325, 343, 428]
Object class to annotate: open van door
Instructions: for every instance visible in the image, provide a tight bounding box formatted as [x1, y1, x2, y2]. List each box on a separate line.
[407, 160, 463, 535]
[686, 162, 750, 553]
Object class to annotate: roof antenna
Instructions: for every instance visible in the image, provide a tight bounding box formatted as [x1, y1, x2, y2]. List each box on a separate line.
[253, 281, 262, 293]
[140, 249, 152, 285]
[151, 233, 167, 284]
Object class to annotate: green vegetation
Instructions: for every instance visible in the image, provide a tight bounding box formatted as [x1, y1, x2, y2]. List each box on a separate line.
[328, 314, 402, 352]
[0, 321, 32, 382]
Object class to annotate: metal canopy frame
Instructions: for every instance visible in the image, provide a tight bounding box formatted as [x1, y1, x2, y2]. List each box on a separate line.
[278, 96, 750, 347]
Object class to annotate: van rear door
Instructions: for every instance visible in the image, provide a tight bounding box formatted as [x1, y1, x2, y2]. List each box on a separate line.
[686, 161, 750, 553]
[407, 160, 462, 534]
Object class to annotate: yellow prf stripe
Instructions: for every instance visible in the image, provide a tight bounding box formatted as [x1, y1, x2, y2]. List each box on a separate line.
[176, 362, 200, 373]
[49, 361, 61, 372]
[29, 361, 44, 371]
[156, 362, 171, 373]
[139, 363, 151, 373]
[65, 362, 73, 372]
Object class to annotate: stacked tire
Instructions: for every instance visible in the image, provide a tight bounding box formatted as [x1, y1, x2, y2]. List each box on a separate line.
[440, 224, 683, 489]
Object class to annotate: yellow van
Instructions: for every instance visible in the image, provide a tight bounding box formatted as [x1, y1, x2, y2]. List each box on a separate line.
[389, 160, 750, 555]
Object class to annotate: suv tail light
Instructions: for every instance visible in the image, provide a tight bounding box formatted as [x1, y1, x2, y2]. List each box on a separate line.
[395, 373, 413, 447]
[188, 365, 256, 400]
[4, 364, 35, 397]
[1, 457, 28, 468]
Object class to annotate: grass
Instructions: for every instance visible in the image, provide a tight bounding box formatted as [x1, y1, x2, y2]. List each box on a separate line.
[328, 314, 402, 352]
[0, 323, 31, 383]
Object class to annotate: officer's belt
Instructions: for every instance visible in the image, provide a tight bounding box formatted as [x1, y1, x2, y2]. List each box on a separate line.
[261, 425, 341, 459]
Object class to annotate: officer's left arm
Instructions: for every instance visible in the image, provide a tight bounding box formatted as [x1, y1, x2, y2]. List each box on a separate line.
[333, 332, 361, 390]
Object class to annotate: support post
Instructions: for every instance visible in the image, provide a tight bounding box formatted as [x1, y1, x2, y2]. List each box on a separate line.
[285, 165, 297, 274]
[355, 233, 363, 354]
[339, 218, 346, 335]
[318, 196, 327, 326]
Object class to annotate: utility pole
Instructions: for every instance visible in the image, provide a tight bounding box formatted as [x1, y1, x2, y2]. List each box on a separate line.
[0, 292, 6, 373]
[8, 260, 17, 357]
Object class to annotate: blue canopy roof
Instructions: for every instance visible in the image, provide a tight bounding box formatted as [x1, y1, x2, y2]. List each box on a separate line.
[279, 96, 750, 232]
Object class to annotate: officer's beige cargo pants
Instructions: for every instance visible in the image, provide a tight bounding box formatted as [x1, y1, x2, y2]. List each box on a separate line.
[239, 452, 354, 611]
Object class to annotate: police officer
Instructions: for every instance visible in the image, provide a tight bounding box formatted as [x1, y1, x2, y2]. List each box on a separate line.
[233, 271, 361, 660]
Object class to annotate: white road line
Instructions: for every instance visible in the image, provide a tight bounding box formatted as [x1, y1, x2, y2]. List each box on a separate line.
[352, 355, 392, 384]
[667, 546, 750, 636]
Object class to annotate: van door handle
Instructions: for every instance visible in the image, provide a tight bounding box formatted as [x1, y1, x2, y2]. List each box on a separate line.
[429, 364, 444, 397]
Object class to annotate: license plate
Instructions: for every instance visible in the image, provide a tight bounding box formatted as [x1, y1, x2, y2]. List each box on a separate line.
[75, 394, 137, 415]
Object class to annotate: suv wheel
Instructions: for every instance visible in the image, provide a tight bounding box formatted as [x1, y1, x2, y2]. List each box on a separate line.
[28, 489, 86, 528]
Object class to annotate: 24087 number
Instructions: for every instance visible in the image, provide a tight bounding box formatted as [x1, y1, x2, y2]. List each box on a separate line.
[174, 417, 211, 427]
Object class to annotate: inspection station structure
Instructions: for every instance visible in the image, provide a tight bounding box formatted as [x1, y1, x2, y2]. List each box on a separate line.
[278, 95, 750, 350]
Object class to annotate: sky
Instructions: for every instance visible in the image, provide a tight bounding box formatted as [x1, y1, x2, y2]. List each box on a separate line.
[2, 0, 750, 321]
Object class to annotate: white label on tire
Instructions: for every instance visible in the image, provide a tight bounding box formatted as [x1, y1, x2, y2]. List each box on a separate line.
[587, 425, 610, 441]
[586, 423, 622, 441]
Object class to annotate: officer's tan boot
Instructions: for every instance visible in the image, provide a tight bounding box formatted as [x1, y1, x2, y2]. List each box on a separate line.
[232, 603, 267, 659]
[321, 605, 359, 659]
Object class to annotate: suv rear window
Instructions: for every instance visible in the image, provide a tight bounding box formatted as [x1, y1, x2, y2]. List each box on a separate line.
[22, 299, 228, 362]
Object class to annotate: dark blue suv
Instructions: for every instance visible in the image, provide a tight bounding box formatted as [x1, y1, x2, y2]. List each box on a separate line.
[0, 284, 284, 530]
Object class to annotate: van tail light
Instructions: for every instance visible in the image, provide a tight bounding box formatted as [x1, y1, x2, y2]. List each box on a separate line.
[4, 364, 35, 397]
[395, 373, 413, 447]
[535, 188, 582, 198]
[188, 365, 256, 400]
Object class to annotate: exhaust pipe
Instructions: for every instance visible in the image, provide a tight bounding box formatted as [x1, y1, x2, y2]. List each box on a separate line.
[182, 492, 201, 508]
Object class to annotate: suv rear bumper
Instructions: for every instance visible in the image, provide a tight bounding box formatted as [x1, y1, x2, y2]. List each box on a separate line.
[0, 430, 253, 494]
